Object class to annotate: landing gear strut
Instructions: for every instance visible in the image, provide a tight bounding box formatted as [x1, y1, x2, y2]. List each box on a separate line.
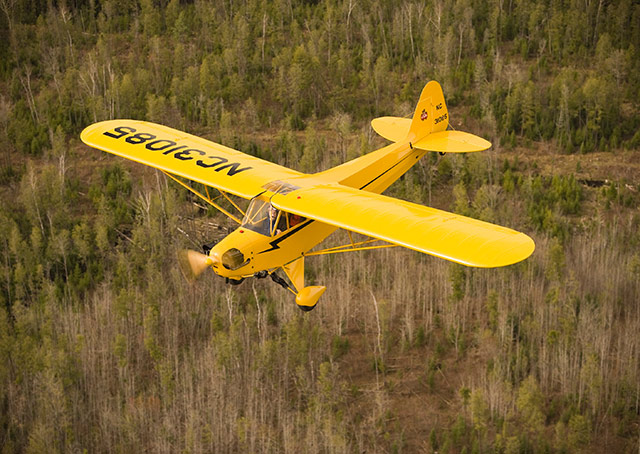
[269, 272, 292, 291]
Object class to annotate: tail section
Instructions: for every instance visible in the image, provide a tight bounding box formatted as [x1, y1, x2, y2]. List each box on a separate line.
[370, 80, 448, 143]
[371, 80, 490, 153]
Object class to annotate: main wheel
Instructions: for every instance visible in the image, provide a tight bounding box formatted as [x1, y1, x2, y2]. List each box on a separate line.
[225, 277, 244, 285]
[297, 303, 317, 312]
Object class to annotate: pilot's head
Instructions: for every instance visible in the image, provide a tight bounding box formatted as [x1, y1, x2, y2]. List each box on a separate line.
[268, 204, 277, 220]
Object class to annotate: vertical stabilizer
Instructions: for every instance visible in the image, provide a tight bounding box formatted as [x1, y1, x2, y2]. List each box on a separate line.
[406, 81, 449, 142]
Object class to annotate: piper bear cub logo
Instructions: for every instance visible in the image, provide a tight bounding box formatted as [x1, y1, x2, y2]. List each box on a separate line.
[420, 109, 428, 121]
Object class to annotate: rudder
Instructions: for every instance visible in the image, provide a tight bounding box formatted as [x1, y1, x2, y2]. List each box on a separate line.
[406, 81, 449, 142]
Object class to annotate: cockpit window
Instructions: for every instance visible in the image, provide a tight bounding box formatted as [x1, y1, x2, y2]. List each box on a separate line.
[271, 210, 287, 236]
[241, 197, 306, 237]
[241, 197, 272, 236]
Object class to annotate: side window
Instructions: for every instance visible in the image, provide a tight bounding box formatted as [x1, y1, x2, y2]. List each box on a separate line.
[277, 212, 287, 235]
[288, 213, 306, 228]
[270, 210, 288, 236]
[271, 212, 305, 236]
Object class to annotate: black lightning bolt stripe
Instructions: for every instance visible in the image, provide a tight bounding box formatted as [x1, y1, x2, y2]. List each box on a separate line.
[257, 219, 314, 254]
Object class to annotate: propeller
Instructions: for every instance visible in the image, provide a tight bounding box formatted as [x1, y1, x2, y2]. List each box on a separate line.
[177, 249, 213, 281]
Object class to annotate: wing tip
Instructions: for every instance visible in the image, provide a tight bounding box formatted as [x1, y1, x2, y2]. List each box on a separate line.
[80, 119, 139, 146]
[467, 234, 536, 268]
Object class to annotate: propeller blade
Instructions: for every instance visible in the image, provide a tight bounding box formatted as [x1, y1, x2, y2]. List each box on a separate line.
[177, 249, 211, 281]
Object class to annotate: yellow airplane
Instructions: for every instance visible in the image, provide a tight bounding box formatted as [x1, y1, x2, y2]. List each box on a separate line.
[81, 81, 534, 311]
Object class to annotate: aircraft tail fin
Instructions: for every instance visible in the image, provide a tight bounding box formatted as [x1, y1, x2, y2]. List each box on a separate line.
[370, 81, 449, 143]
[370, 81, 491, 152]
[407, 80, 449, 141]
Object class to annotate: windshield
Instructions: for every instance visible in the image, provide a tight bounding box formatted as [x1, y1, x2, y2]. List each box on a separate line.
[241, 197, 306, 237]
[241, 197, 272, 236]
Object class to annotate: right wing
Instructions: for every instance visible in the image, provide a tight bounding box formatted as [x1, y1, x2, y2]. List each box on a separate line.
[271, 183, 534, 268]
[81, 120, 302, 199]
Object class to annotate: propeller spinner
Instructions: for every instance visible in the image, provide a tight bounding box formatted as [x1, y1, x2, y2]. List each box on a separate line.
[177, 249, 214, 281]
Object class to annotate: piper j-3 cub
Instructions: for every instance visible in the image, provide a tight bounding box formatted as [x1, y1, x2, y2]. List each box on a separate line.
[81, 81, 535, 311]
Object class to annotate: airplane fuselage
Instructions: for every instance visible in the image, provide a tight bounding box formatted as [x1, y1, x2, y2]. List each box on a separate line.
[207, 139, 428, 280]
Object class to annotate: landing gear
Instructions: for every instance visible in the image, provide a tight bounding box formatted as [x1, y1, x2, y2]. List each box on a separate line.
[295, 286, 326, 312]
[269, 272, 291, 291]
[225, 277, 244, 285]
[253, 268, 326, 312]
[267, 272, 320, 311]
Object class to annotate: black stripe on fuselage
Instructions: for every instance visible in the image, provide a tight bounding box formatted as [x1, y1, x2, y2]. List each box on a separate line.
[257, 219, 313, 254]
[358, 148, 416, 190]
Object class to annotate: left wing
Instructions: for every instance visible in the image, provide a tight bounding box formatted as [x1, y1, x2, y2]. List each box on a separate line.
[81, 120, 302, 199]
[271, 184, 534, 268]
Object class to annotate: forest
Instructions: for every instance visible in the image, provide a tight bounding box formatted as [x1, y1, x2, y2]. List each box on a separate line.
[0, 0, 639, 452]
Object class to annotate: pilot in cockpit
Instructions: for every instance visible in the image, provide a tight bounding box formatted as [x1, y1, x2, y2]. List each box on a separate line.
[268, 204, 287, 236]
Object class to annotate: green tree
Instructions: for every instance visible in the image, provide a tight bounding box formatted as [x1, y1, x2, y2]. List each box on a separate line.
[516, 376, 545, 438]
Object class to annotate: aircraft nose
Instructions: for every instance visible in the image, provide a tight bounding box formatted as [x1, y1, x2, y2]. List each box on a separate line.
[208, 250, 221, 270]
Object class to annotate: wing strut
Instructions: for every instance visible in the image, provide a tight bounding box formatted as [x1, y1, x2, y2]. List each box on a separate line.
[162, 171, 243, 224]
[305, 238, 397, 257]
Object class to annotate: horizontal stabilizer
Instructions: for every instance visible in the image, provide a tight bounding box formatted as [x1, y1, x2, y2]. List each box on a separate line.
[371, 81, 490, 153]
[371, 116, 411, 142]
[412, 130, 491, 153]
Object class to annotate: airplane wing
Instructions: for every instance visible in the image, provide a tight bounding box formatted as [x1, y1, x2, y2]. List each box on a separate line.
[271, 184, 534, 268]
[81, 120, 302, 199]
